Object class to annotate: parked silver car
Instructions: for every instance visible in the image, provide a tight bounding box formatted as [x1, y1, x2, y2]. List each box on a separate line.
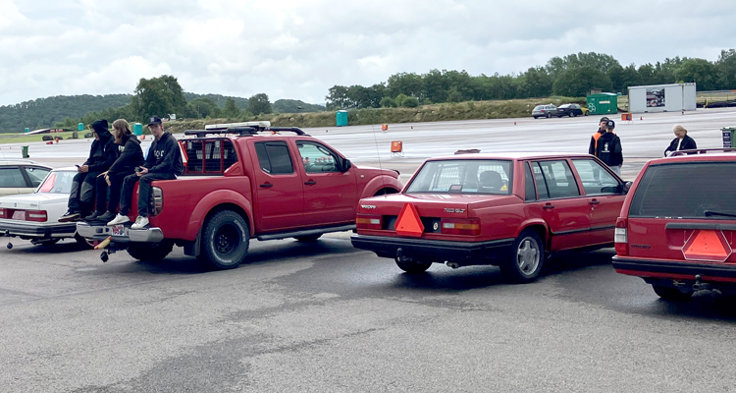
[531, 104, 557, 119]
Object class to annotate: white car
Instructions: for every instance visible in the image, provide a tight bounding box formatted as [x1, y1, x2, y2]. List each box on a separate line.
[0, 167, 91, 247]
[0, 159, 52, 196]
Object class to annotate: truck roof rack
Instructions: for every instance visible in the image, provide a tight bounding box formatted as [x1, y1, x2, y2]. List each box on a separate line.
[183, 121, 309, 137]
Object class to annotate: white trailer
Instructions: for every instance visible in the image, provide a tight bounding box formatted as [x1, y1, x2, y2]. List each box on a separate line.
[628, 83, 696, 113]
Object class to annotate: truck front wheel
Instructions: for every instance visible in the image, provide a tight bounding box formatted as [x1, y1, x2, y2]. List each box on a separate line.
[201, 210, 250, 269]
[127, 240, 174, 262]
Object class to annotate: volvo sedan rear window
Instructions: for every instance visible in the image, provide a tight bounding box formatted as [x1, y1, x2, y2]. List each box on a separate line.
[628, 162, 736, 219]
[406, 159, 512, 194]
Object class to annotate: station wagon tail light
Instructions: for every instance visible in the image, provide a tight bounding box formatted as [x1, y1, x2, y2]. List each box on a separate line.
[356, 214, 382, 230]
[614, 218, 628, 255]
[441, 218, 480, 236]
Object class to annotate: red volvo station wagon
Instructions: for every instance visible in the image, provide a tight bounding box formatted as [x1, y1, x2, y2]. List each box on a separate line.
[351, 153, 630, 282]
[612, 149, 736, 300]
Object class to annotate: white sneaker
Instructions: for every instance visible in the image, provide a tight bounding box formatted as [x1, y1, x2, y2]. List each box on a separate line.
[131, 216, 149, 230]
[107, 213, 130, 226]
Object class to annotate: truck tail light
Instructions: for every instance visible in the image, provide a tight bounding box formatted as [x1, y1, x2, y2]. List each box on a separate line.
[441, 218, 480, 236]
[614, 217, 628, 255]
[356, 214, 382, 230]
[152, 187, 163, 216]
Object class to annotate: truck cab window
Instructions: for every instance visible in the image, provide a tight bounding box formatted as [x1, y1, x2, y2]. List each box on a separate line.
[255, 141, 294, 174]
[296, 142, 339, 173]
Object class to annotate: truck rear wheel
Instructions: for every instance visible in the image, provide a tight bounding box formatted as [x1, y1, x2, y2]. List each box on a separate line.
[127, 240, 174, 262]
[201, 210, 249, 269]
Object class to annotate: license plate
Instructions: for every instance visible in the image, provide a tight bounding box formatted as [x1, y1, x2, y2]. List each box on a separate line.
[111, 225, 126, 236]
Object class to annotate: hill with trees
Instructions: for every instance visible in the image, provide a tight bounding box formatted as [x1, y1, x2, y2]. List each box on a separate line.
[1, 49, 733, 132]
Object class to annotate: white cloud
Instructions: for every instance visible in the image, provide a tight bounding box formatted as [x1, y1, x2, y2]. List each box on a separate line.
[0, 0, 734, 106]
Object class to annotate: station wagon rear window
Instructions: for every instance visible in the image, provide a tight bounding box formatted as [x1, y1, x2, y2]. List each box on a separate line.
[406, 159, 512, 194]
[628, 162, 736, 219]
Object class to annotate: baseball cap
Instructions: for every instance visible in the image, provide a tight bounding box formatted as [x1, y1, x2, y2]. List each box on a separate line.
[599, 116, 610, 123]
[148, 116, 162, 126]
[606, 119, 615, 128]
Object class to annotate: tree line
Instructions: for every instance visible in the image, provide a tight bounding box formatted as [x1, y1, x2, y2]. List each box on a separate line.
[0, 76, 323, 133]
[325, 49, 736, 109]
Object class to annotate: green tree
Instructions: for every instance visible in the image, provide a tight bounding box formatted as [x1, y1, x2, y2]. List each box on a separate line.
[188, 97, 220, 118]
[674, 58, 718, 90]
[325, 85, 350, 109]
[716, 49, 736, 89]
[553, 66, 611, 96]
[131, 75, 187, 121]
[248, 93, 272, 115]
[518, 67, 552, 98]
[223, 98, 241, 118]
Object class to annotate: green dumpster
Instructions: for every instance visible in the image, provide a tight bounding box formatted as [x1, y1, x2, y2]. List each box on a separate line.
[22, 145, 29, 158]
[586, 93, 618, 115]
[336, 110, 348, 127]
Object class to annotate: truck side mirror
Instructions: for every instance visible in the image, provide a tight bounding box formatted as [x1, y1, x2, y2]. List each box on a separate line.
[340, 158, 352, 172]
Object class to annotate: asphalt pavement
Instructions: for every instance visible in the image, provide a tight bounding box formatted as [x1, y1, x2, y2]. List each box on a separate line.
[2, 109, 736, 392]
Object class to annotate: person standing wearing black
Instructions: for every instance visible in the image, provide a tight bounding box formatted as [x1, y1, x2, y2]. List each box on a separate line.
[60, 119, 118, 222]
[596, 119, 623, 175]
[87, 119, 144, 223]
[108, 116, 183, 229]
[588, 116, 609, 157]
[664, 124, 697, 156]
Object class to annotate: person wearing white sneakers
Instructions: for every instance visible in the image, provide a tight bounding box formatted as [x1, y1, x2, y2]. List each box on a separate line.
[107, 116, 183, 229]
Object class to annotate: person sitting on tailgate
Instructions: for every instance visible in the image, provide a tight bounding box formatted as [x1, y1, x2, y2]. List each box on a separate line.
[87, 119, 144, 223]
[107, 116, 183, 229]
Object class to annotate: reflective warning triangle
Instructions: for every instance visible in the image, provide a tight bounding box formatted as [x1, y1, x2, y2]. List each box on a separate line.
[395, 203, 424, 237]
[683, 230, 729, 259]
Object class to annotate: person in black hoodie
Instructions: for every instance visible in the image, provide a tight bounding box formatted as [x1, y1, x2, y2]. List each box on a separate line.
[86, 119, 144, 223]
[60, 119, 118, 222]
[664, 124, 697, 156]
[595, 119, 623, 176]
[108, 116, 183, 229]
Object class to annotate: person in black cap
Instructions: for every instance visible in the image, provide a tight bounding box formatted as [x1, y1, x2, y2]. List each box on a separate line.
[595, 119, 623, 175]
[588, 116, 610, 157]
[87, 119, 145, 223]
[60, 119, 119, 222]
[108, 116, 183, 229]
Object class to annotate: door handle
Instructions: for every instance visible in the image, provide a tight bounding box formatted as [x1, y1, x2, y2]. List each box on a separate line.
[260, 183, 273, 188]
[589, 199, 600, 205]
[543, 203, 554, 209]
[304, 180, 316, 185]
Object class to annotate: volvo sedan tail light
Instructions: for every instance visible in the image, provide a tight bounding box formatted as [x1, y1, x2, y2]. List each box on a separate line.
[441, 218, 480, 236]
[356, 214, 382, 230]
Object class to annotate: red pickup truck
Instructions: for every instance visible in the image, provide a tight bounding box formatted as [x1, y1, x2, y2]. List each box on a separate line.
[77, 122, 402, 269]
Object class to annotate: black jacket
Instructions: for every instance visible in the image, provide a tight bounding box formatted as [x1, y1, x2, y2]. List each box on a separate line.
[588, 129, 606, 155]
[596, 132, 623, 166]
[664, 135, 697, 156]
[144, 132, 184, 176]
[108, 135, 144, 176]
[83, 128, 118, 172]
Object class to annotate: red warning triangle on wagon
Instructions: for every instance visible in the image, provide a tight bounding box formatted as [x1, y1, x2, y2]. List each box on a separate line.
[395, 203, 424, 237]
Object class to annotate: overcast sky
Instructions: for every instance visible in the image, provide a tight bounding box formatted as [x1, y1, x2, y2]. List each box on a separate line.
[0, 0, 733, 107]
